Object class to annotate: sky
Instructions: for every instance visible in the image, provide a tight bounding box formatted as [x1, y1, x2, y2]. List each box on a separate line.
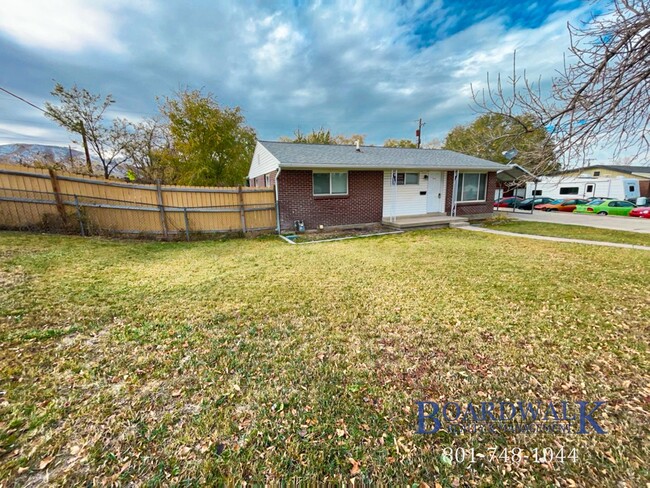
[0, 0, 605, 157]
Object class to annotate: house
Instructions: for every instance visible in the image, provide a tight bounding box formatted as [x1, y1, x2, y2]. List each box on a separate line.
[551, 165, 650, 197]
[248, 140, 505, 232]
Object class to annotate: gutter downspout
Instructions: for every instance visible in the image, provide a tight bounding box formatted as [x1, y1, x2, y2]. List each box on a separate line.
[275, 166, 282, 234]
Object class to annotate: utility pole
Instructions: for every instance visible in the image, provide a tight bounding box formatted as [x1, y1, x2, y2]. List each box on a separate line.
[416, 118, 425, 149]
[79, 121, 93, 174]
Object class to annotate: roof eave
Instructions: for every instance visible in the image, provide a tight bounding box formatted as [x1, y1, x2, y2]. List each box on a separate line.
[278, 163, 503, 171]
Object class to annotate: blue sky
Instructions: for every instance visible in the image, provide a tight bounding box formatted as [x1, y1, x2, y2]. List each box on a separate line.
[0, 0, 597, 153]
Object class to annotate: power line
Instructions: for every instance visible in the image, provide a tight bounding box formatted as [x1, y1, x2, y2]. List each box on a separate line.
[0, 86, 45, 113]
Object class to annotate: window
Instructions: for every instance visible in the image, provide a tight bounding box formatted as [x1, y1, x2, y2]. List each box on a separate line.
[250, 178, 256, 188]
[559, 187, 579, 195]
[593, 171, 601, 176]
[265, 174, 271, 187]
[313, 172, 348, 195]
[456, 173, 487, 202]
[532, 190, 543, 196]
[586, 184, 594, 193]
[629, 185, 636, 192]
[396, 172, 419, 185]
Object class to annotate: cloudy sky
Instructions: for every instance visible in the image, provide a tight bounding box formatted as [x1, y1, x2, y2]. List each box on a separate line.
[0, 0, 599, 152]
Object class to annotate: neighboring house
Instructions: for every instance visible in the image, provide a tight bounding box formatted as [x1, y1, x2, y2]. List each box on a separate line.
[552, 165, 650, 197]
[248, 140, 505, 231]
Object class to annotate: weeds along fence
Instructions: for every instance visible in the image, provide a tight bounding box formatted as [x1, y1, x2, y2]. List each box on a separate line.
[0, 164, 276, 240]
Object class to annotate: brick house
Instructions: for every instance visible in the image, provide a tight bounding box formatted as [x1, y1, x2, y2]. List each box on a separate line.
[248, 140, 505, 232]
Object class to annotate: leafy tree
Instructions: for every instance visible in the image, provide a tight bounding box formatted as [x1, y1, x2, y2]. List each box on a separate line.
[159, 89, 256, 186]
[333, 134, 366, 145]
[280, 128, 365, 145]
[472, 0, 650, 163]
[384, 138, 417, 148]
[443, 113, 558, 173]
[44, 83, 129, 178]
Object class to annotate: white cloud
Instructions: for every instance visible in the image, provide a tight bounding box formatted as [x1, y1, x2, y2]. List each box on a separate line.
[0, 0, 148, 53]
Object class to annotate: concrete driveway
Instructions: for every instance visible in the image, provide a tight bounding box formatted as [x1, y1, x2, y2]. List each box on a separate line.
[496, 208, 650, 234]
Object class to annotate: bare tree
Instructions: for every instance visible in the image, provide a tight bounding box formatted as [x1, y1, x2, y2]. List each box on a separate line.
[122, 118, 172, 183]
[472, 0, 650, 167]
[45, 83, 130, 178]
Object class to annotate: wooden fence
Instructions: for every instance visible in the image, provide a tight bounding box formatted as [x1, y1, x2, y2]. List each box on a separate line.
[0, 164, 277, 239]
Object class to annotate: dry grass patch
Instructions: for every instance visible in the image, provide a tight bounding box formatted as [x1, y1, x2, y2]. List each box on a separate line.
[0, 230, 648, 486]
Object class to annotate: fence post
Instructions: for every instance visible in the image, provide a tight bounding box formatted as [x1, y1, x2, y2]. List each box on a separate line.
[155, 180, 169, 240]
[183, 208, 190, 242]
[74, 195, 85, 237]
[48, 169, 68, 226]
[238, 185, 247, 233]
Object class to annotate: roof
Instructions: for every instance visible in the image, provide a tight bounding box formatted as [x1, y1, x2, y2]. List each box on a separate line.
[554, 164, 650, 175]
[496, 163, 540, 183]
[258, 140, 505, 171]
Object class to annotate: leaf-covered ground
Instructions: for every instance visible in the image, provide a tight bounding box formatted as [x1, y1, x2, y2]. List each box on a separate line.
[484, 219, 650, 247]
[0, 230, 648, 486]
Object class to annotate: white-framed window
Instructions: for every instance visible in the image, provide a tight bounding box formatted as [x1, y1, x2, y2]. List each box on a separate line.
[456, 173, 487, 202]
[396, 172, 419, 185]
[313, 172, 348, 196]
[265, 174, 271, 187]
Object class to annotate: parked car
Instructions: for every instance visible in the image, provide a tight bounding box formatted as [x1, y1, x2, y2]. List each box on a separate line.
[573, 199, 637, 216]
[536, 198, 590, 212]
[514, 197, 557, 210]
[494, 196, 524, 208]
[627, 196, 648, 207]
[629, 206, 650, 218]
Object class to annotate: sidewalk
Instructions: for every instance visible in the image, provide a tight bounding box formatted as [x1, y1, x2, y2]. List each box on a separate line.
[496, 208, 650, 234]
[461, 226, 650, 251]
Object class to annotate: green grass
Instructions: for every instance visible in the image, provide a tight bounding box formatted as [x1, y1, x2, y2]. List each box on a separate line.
[484, 220, 650, 246]
[0, 230, 648, 486]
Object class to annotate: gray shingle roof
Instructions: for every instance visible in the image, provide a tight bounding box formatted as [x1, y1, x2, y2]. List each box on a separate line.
[259, 141, 505, 171]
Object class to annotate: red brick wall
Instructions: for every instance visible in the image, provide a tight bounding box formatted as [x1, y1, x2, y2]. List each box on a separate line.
[444, 171, 497, 216]
[277, 170, 383, 230]
[250, 170, 276, 188]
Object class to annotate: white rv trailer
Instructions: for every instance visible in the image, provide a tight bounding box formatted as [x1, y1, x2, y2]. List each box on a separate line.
[525, 176, 640, 200]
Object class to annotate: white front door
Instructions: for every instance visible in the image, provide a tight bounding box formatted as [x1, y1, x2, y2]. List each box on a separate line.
[427, 171, 444, 213]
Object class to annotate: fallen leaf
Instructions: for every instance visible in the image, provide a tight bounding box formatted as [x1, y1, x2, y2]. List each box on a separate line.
[38, 456, 54, 470]
[348, 457, 361, 476]
[70, 445, 81, 456]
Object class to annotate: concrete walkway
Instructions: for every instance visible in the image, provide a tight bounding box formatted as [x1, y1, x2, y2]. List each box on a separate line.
[496, 208, 650, 233]
[461, 225, 650, 251]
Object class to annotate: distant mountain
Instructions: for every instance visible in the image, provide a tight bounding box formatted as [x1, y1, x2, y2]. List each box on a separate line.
[0, 143, 109, 175]
[0, 143, 84, 164]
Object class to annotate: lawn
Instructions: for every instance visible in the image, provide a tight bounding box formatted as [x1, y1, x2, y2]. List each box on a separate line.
[0, 230, 648, 486]
[484, 219, 650, 247]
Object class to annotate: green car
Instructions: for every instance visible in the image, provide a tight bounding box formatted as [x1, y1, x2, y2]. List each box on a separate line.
[573, 199, 636, 216]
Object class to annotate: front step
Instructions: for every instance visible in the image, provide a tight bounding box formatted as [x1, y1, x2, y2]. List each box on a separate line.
[382, 215, 470, 230]
[449, 221, 470, 228]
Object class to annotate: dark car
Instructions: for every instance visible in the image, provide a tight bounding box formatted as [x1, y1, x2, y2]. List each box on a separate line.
[494, 196, 524, 208]
[514, 197, 557, 210]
